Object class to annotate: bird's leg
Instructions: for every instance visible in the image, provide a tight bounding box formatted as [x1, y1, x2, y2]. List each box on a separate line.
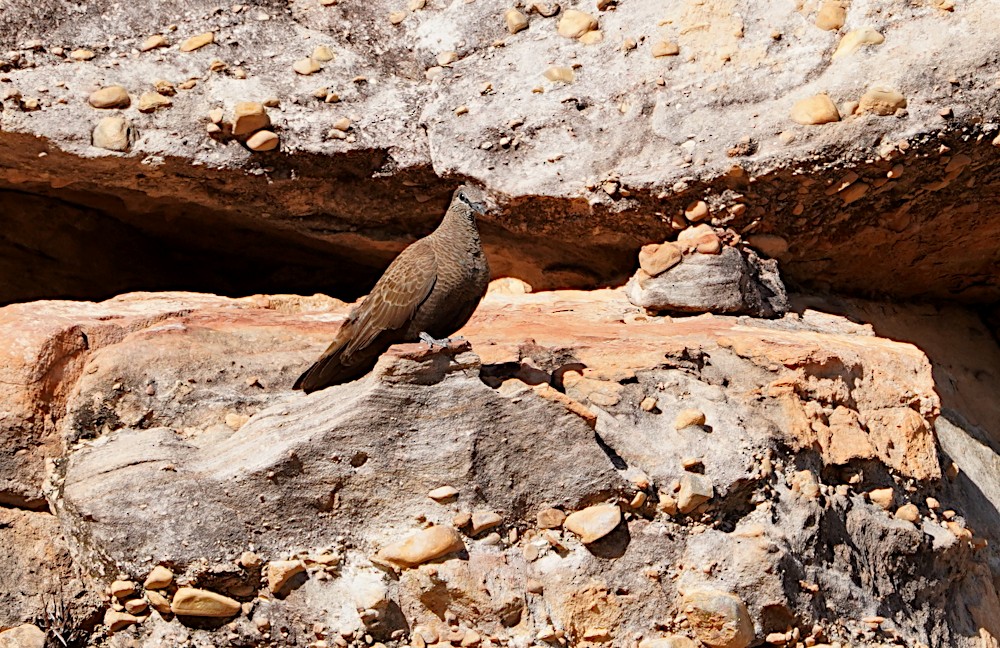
[419, 331, 453, 348]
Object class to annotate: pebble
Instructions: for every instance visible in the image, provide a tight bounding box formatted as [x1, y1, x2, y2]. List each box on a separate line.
[138, 91, 172, 113]
[140, 35, 168, 52]
[526, 578, 544, 594]
[409, 0, 426, 9]
[104, 610, 138, 633]
[146, 590, 172, 614]
[868, 487, 894, 510]
[894, 503, 920, 523]
[471, 511, 502, 535]
[677, 473, 713, 514]
[543, 66, 575, 83]
[93, 117, 131, 151]
[294, 57, 322, 75]
[583, 628, 611, 641]
[505, 9, 529, 33]
[455, 105, 469, 115]
[926, 497, 941, 510]
[110, 580, 137, 599]
[630, 492, 648, 508]
[88, 85, 130, 109]
[858, 87, 906, 116]
[233, 101, 270, 136]
[154, 80, 176, 96]
[536, 507, 566, 529]
[180, 32, 214, 52]
[374, 525, 465, 568]
[532, 2, 560, 17]
[247, 130, 279, 151]
[658, 494, 678, 515]
[143, 565, 174, 590]
[313, 45, 335, 62]
[564, 503, 621, 543]
[744, 234, 789, 258]
[170, 587, 241, 617]
[0, 625, 46, 648]
[389, 10, 408, 24]
[640, 396, 658, 411]
[579, 30, 603, 44]
[638, 242, 682, 276]
[685, 200, 709, 222]
[428, 485, 459, 502]
[124, 598, 149, 615]
[557, 10, 598, 38]
[682, 589, 754, 648]
[437, 51, 458, 66]
[69, 49, 96, 61]
[267, 560, 306, 593]
[674, 408, 706, 429]
[178, 79, 197, 90]
[461, 630, 482, 647]
[832, 27, 884, 59]
[332, 117, 352, 131]
[790, 94, 840, 125]
[652, 40, 679, 57]
[840, 100, 859, 116]
[815, 0, 846, 31]
[639, 637, 696, 648]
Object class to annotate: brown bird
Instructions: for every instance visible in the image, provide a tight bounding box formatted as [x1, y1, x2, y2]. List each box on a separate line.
[293, 185, 492, 393]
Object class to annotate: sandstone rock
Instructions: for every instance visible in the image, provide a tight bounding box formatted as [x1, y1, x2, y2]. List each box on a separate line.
[69, 48, 95, 60]
[146, 590, 172, 615]
[543, 66, 575, 83]
[428, 485, 459, 501]
[626, 246, 788, 317]
[110, 579, 136, 598]
[0, 625, 45, 648]
[832, 27, 884, 59]
[137, 91, 172, 113]
[232, 101, 270, 136]
[677, 473, 713, 514]
[505, 9, 529, 34]
[139, 34, 168, 52]
[124, 598, 148, 614]
[683, 589, 754, 648]
[92, 116, 131, 151]
[684, 200, 709, 222]
[675, 409, 706, 430]
[267, 559, 306, 593]
[247, 130, 279, 151]
[88, 85, 130, 109]
[638, 242, 682, 277]
[790, 94, 840, 125]
[294, 57, 322, 75]
[313, 45, 335, 62]
[170, 587, 241, 617]
[858, 88, 906, 116]
[894, 503, 920, 523]
[537, 507, 567, 529]
[557, 10, 597, 38]
[180, 32, 214, 52]
[374, 526, 465, 568]
[869, 487, 894, 510]
[815, 0, 846, 30]
[579, 30, 603, 45]
[639, 637, 696, 648]
[652, 40, 680, 57]
[744, 234, 789, 259]
[470, 511, 502, 535]
[389, 10, 407, 24]
[104, 610, 138, 633]
[563, 503, 621, 543]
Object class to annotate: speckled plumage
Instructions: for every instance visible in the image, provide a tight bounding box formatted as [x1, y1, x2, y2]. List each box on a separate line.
[293, 186, 491, 393]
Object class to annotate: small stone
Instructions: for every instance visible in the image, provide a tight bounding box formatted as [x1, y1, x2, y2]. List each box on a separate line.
[471, 511, 502, 535]
[579, 30, 603, 44]
[154, 79, 176, 96]
[144, 565, 174, 590]
[652, 40, 679, 57]
[683, 589, 754, 648]
[104, 610, 138, 633]
[0, 625, 46, 648]
[313, 45, 335, 62]
[658, 494, 678, 515]
[543, 66, 574, 83]
[180, 32, 214, 52]
[833, 27, 884, 59]
[327, 128, 347, 140]
[537, 507, 566, 529]
[926, 497, 941, 510]
[675, 408, 706, 429]
[389, 10, 408, 24]
[294, 57, 322, 75]
[332, 117, 352, 131]
[557, 9, 598, 38]
[744, 234, 789, 258]
[125, 598, 149, 615]
[814, 0, 846, 31]
[640, 396, 658, 412]
[239, 551, 263, 569]
[532, 2, 560, 16]
[790, 94, 840, 125]
[639, 637, 697, 648]
[88, 85, 130, 109]
[454, 105, 469, 115]
[429, 485, 459, 502]
[461, 630, 482, 647]
[564, 503, 621, 543]
[110, 580, 136, 599]
[409, 0, 426, 9]
[858, 87, 906, 116]
[178, 79, 197, 90]
[140, 34, 168, 52]
[894, 503, 920, 523]
[374, 526, 465, 568]
[246, 130, 279, 152]
[267, 560, 306, 593]
[138, 91, 172, 113]
[233, 101, 270, 136]
[685, 200, 709, 222]
[505, 9, 529, 33]
[630, 491, 648, 508]
[868, 487, 894, 510]
[437, 51, 458, 66]
[638, 242, 682, 276]
[170, 587, 241, 617]
[93, 116, 131, 151]
[583, 628, 611, 642]
[677, 473, 713, 514]
[69, 48, 96, 61]
[21, 98, 40, 111]
[146, 591, 172, 615]
[453, 511, 472, 528]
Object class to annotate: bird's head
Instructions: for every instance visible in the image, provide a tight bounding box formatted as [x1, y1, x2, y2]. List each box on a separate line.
[454, 185, 490, 217]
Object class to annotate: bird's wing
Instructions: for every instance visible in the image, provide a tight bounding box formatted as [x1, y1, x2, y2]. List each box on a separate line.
[343, 240, 438, 357]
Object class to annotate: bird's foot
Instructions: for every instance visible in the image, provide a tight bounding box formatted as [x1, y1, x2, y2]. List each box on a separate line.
[419, 332, 461, 348]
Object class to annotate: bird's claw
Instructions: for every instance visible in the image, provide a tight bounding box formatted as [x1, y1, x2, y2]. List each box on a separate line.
[419, 332, 452, 348]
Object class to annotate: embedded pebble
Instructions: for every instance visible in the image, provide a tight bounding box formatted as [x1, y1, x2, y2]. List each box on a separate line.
[180, 32, 215, 52]
[69, 49, 96, 61]
[639, 637, 696, 648]
[124, 598, 148, 615]
[374, 525, 465, 568]
[894, 503, 920, 523]
[154, 79, 177, 96]
[146, 591, 172, 614]
[640, 396, 658, 411]
[858, 87, 906, 116]
[313, 45, 335, 62]
[815, 0, 846, 31]
[868, 487, 894, 510]
[563, 503, 621, 543]
[140, 35, 168, 52]
[583, 628, 611, 641]
[267, 560, 306, 593]
[143, 565, 174, 590]
[579, 30, 603, 44]
[294, 57, 322, 75]
[536, 507, 566, 529]
[638, 242, 682, 276]
[652, 40, 679, 57]
[389, 11, 408, 24]
[88, 85, 130, 109]
[678, 473, 713, 514]
[437, 51, 458, 66]
[683, 589, 754, 648]
[170, 587, 241, 617]
[239, 551, 263, 569]
[557, 10, 598, 38]
[93, 116, 131, 151]
[138, 91, 172, 113]
[544, 66, 575, 83]
[332, 117, 352, 131]
[505, 9, 529, 33]
[428, 485, 459, 502]
[674, 408, 706, 429]
[471, 511, 502, 535]
[790, 94, 840, 125]
[110, 580, 136, 599]
[685, 200, 709, 222]
[104, 610, 138, 633]
[233, 101, 270, 136]
[246, 130, 279, 151]
[832, 27, 884, 59]
[745, 234, 789, 258]
[455, 105, 469, 115]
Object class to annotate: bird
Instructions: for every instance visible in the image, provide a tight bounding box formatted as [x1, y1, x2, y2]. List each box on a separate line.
[293, 185, 492, 393]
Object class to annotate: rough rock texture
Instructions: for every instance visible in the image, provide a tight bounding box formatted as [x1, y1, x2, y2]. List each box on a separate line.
[2, 287, 1000, 646]
[0, 1, 999, 304]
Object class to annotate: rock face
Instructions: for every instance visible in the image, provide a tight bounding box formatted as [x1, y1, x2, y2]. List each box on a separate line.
[1, 287, 999, 646]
